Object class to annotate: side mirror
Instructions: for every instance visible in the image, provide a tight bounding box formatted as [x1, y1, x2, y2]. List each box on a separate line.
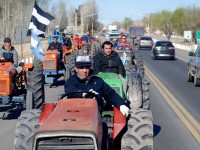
[188, 51, 194, 56]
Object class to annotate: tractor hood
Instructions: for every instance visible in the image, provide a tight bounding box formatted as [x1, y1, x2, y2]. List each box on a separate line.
[33, 99, 102, 150]
[38, 99, 101, 132]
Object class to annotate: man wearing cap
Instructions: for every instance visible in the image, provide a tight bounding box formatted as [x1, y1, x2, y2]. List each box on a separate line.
[64, 55, 129, 117]
[0, 37, 18, 68]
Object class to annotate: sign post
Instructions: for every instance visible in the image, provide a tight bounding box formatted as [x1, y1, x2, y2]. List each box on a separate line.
[15, 28, 27, 60]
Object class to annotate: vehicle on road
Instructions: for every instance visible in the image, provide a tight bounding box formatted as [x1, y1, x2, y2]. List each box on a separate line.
[0, 57, 45, 113]
[151, 40, 175, 60]
[14, 91, 153, 150]
[138, 36, 153, 50]
[187, 45, 200, 86]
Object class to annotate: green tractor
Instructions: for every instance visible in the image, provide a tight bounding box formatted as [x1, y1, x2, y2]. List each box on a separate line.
[98, 72, 149, 110]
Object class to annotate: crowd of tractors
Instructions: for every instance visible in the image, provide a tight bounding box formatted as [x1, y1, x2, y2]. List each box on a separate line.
[0, 33, 153, 150]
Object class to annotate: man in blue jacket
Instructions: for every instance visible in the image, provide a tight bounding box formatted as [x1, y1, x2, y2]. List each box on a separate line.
[64, 55, 129, 117]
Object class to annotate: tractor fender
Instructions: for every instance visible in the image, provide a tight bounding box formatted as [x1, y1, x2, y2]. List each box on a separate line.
[113, 107, 126, 139]
[39, 103, 56, 124]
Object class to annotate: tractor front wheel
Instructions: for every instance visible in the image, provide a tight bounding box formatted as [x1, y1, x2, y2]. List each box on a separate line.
[121, 109, 153, 150]
[14, 109, 40, 150]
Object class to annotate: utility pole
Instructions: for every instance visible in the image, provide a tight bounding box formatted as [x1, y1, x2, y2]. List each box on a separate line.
[74, 8, 78, 34]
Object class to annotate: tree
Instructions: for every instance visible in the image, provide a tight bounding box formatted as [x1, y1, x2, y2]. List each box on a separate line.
[123, 17, 133, 32]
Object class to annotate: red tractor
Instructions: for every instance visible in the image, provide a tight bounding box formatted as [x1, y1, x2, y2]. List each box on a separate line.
[14, 91, 153, 150]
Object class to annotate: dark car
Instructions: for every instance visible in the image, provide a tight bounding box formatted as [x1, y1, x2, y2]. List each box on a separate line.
[151, 40, 175, 60]
[138, 36, 153, 49]
[187, 45, 200, 86]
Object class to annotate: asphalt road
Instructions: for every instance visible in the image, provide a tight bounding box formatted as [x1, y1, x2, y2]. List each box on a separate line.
[140, 48, 200, 150]
[0, 41, 200, 149]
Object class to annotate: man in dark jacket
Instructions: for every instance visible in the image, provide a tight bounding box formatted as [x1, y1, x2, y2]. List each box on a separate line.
[47, 36, 64, 70]
[0, 37, 18, 67]
[93, 41, 125, 78]
[64, 55, 129, 117]
[93, 41, 127, 94]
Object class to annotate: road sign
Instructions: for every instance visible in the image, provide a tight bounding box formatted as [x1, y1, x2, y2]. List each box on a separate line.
[196, 30, 200, 43]
[15, 28, 27, 43]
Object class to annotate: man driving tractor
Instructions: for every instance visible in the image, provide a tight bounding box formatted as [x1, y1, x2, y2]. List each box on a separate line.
[64, 55, 129, 117]
[93, 41, 127, 94]
[0, 37, 18, 73]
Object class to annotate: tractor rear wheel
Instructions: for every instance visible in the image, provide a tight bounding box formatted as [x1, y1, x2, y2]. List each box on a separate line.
[65, 51, 77, 80]
[141, 79, 150, 110]
[121, 109, 153, 150]
[127, 72, 143, 109]
[26, 58, 44, 109]
[14, 109, 40, 150]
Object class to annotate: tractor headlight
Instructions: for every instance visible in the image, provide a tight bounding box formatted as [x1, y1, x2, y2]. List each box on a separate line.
[2, 71, 8, 76]
[51, 54, 56, 58]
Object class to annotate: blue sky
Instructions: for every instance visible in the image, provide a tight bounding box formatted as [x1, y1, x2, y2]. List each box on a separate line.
[54, 0, 200, 25]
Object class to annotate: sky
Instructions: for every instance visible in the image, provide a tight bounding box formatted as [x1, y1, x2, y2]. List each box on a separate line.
[54, 0, 200, 25]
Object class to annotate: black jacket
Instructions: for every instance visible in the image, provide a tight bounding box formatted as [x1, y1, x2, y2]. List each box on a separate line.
[63, 37, 72, 49]
[47, 42, 63, 57]
[64, 70, 126, 109]
[93, 51, 125, 77]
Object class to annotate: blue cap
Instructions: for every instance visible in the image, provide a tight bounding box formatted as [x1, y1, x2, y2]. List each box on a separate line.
[75, 55, 92, 67]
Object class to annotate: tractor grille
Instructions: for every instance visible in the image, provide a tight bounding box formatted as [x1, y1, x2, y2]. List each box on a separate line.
[0, 80, 8, 95]
[36, 136, 95, 150]
[43, 60, 55, 69]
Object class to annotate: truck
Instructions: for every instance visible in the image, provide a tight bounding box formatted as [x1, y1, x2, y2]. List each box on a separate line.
[129, 26, 145, 38]
[107, 24, 118, 34]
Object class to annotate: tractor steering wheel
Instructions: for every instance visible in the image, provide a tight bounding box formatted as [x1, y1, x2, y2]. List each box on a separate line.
[60, 91, 101, 102]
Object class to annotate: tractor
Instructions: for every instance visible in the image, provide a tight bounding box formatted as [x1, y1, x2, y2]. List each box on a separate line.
[114, 46, 149, 110]
[43, 35, 78, 86]
[0, 57, 45, 114]
[14, 90, 153, 150]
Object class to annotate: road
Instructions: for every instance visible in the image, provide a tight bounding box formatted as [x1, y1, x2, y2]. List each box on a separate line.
[140, 47, 200, 150]
[0, 42, 200, 149]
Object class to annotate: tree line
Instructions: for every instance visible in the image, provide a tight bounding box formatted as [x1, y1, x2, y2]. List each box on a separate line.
[0, 0, 101, 44]
[143, 6, 200, 42]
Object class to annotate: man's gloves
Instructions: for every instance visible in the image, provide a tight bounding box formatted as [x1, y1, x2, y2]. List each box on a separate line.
[89, 89, 99, 95]
[120, 105, 129, 117]
[82, 89, 99, 98]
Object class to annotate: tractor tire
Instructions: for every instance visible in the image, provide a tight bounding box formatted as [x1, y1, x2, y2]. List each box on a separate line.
[124, 63, 137, 74]
[141, 79, 150, 110]
[25, 90, 34, 110]
[65, 51, 77, 79]
[26, 57, 44, 109]
[14, 109, 40, 150]
[121, 109, 153, 150]
[127, 72, 143, 109]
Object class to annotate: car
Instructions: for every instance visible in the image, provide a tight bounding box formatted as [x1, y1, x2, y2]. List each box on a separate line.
[151, 40, 175, 60]
[138, 36, 153, 49]
[187, 45, 200, 86]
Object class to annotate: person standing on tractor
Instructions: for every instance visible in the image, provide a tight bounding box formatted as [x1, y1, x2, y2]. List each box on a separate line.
[113, 34, 122, 48]
[119, 35, 131, 48]
[64, 55, 129, 117]
[63, 34, 72, 50]
[93, 41, 127, 94]
[74, 34, 82, 49]
[0, 37, 18, 73]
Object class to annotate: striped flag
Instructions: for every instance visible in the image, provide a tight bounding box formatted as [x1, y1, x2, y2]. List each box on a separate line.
[30, 30, 45, 61]
[27, 2, 55, 37]
[27, 2, 55, 61]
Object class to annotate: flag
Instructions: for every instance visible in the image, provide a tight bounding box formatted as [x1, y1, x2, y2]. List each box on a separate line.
[30, 30, 45, 61]
[27, 2, 55, 37]
[27, 2, 55, 61]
